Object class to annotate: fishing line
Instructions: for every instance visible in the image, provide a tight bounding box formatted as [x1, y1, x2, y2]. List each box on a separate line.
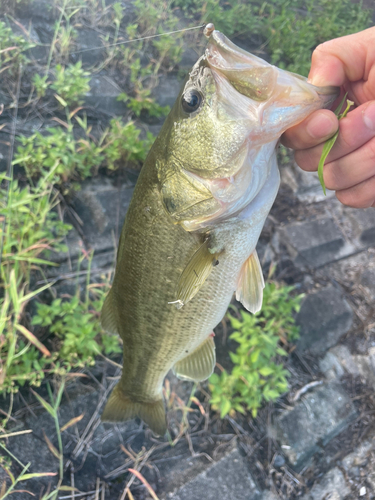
[73, 24, 206, 53]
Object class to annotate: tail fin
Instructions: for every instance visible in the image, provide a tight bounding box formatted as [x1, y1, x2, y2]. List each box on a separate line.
[101, 384, 167, 436]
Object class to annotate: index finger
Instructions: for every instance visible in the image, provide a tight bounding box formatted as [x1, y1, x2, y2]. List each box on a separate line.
[308, 27, 375, 103]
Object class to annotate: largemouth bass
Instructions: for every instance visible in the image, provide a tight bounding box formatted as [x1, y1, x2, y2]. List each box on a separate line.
[101, 26, 338, 435]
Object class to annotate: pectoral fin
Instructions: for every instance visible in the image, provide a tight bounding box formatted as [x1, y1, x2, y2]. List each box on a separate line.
[102, 384, 167, 436]
[173, 335, 216, 382]
[175, 239, 219, 307]
[236, 250, 264, 313]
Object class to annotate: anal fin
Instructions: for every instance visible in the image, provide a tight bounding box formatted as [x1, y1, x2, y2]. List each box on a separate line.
[101, 384, 167, 436]
[173, 335, 216, 382]
[236, 250, 265, 313]
[175, 239, 219, 308]
[101, 289, 118, 335]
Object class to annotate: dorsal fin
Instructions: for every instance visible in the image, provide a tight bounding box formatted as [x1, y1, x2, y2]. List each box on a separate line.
[236, 250, 265, 313]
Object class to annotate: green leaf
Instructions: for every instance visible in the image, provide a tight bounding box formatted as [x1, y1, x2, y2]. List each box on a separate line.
[31, 389, 55, 417]
[259, 366, 274, 376]
[54, 93, 68, 107]
[220, 398, 231, 418]
[318, 93, 353, 194]
[250, 349, 260, 363]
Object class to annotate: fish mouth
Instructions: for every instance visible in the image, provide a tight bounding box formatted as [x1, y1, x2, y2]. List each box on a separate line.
[205, 30, 339, 110]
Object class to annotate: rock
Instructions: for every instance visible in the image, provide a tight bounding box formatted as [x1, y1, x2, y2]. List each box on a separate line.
[360, 267, 375, 300]
[153, 73, 182, 107]
[273, 454, 285, 468]
[300, 467, 350, 500]
[279, 218, 355, 269]
[85, 73, 128, 117]
[72, 28, 106, 65]
[163, 446, 261, 500]
[345, 207, 375, 246]
[70, 176, 134, 254]
[341, 439, 375, 496]
[320, 345, 375, 388]
[260, 492, 279, 500]
[271, 381, 357, 470]
[296, 286, 353, 354]
[280, 164, 336, 204]
[5, 382, 139, 499]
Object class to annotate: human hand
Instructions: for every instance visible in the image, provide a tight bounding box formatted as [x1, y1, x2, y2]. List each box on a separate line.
[282, 27, 375, 208]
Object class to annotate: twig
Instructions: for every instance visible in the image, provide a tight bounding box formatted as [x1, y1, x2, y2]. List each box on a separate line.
[289, 380, 323, 403]
[0, 429, 32, 439]
[120, 445, 156, 498]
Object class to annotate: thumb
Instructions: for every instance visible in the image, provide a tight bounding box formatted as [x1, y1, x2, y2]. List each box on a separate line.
[308, 50, 347, 87]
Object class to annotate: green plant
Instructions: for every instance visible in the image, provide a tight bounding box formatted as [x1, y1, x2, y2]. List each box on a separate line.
[209, 282, 303, 419]
[0, 20, 33, 72]
[13, 114, 104, 186]
[263, 0, 372, 75]
[102, 119, 155, 170]
[0, 174, 72, 393]
[14, 114, 154, 185]
[32, 291, 121, 370]
[32, 74, 50, 99]
[51, 62, 90, 107]
[117, 89, 169, 118]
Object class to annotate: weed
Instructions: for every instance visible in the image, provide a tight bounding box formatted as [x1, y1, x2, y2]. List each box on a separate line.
[14, 121, 103, 187]
[0, 20, 33, 73]
[117, 88, 170, 119]
[209, 282, 303, 419]
[263, 0, 372, 75]
[32, 74, 50, 99]
[14, 114, 154, 187]
[51, 62, 90, 107]
[0, 174, 71, 393]
[102, 119, 155, 170]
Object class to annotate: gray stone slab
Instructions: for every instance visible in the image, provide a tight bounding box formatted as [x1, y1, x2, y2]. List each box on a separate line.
[320, 345, 375, 388]
[5, 384, 139, 499]
[71, 177, 134, 254]
[153, 74, 182, 108]
[260, 492, 279, 500]
[296, 285, 353, 355]
[300, 467, 350, 500]
[344, 207, 375, 246]
[279, 218, 355, 269]
[360, 267, 375, 300]
[279, 164, 335, 204]
[341, 439, 375, 496]
[72, 28, 107, 65]
[164, 447, 261, 500]
[85, 73, 128, 117]
[271, 381, 356, 470]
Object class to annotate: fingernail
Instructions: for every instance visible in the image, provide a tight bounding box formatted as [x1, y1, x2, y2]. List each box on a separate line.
[308, 75, 330, 87]
[306, 113, 338, 139]
[363, 103, 375, 131]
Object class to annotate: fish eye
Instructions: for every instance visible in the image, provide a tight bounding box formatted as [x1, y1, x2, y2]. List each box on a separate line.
[181, 89, 202, 113]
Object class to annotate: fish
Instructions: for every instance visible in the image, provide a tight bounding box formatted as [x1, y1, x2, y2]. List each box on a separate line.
[100, 25, 338, 435]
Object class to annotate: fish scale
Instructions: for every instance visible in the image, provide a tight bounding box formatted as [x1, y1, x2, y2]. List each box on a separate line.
[100, 27, 338, 435]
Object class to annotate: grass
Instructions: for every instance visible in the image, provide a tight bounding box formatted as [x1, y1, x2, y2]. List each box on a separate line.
[0, 0, 373, 496]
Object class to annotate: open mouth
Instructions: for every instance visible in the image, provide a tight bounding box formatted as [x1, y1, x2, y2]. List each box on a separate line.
[205, 29, 339, 109]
